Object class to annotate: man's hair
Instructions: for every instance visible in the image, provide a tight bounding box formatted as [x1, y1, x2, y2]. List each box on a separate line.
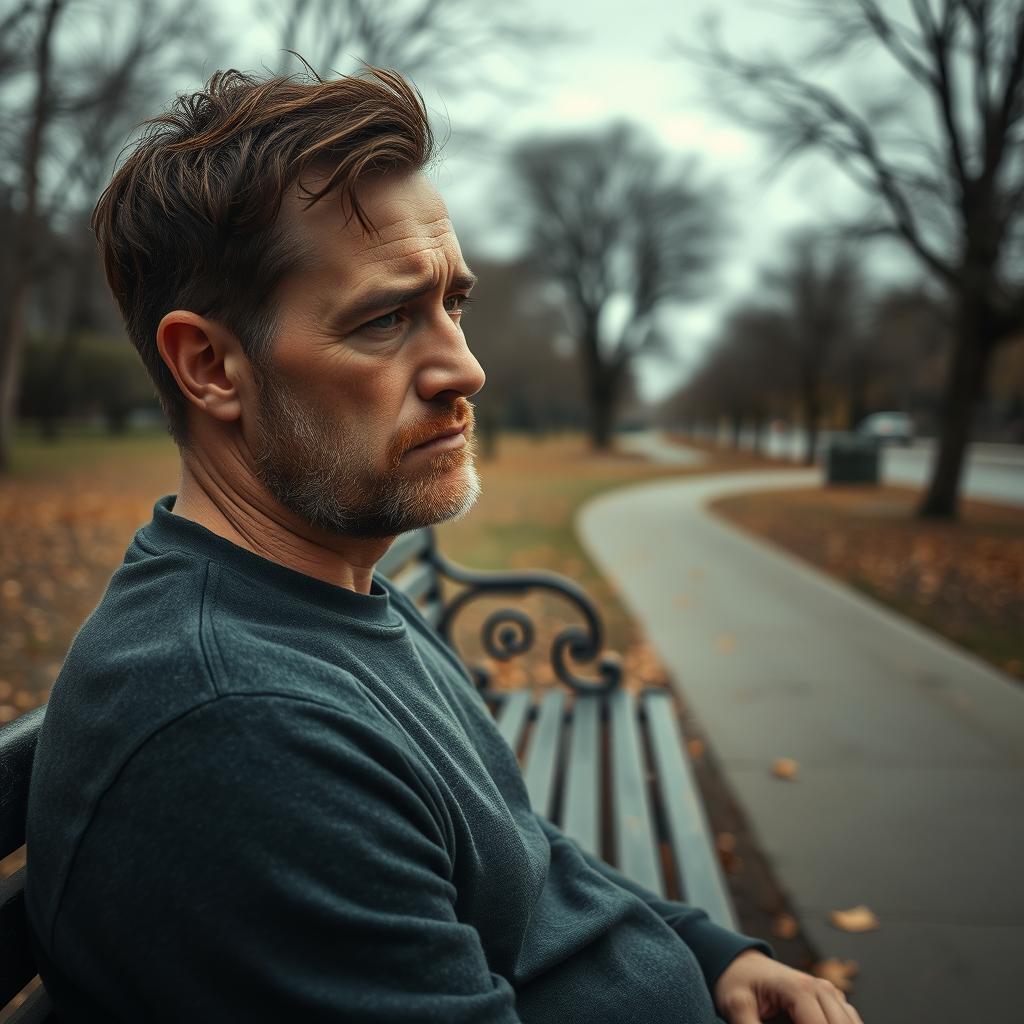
[92, 66, 433, 443]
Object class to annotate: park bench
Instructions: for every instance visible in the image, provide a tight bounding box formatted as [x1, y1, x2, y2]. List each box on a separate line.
[0, 526, 736, 1022]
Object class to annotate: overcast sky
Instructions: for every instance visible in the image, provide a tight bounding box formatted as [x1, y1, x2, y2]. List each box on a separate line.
[228, 0, 922, 400]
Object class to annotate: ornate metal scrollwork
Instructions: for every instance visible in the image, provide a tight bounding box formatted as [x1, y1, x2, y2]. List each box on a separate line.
[482, 609, 535, 660]
[429, 546, 622, 696]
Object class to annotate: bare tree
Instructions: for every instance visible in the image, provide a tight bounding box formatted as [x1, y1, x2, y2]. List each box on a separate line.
[269, 0, 550, 85]
[852, 284, 951, 428]
[0, 0, 65, 470]
[759, 231, 866, 464]
[702, 303, 794, 452]
[511, 123, 720, 449]
[36, 0, 209, 438]
[0, 0, 212, 459]
[683, 0, 1024, 517]
[460, 258, 587, 455]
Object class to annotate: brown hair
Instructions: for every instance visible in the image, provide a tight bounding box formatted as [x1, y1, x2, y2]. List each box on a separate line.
[92, 65, 433, 443]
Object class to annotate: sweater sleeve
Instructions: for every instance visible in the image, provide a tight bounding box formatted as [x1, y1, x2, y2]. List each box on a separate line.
[533, 814, 774, 993]
[48, 695, 522, 1024]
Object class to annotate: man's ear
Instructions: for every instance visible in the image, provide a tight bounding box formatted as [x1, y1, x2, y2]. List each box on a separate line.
[157, 311, 248, 424]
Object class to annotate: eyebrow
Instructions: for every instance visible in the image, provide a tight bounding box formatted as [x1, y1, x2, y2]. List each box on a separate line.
[336, 269, 478, 327]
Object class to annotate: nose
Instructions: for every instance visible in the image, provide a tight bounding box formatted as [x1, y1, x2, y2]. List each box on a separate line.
[415, 317, 486, 404]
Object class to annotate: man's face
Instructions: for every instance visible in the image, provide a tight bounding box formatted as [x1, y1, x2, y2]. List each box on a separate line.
[248, 171, 485, 539]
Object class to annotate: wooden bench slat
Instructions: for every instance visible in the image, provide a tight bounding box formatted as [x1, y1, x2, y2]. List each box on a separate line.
[643, 692, 736, 929]
[375, 529, 431, 579]
[609, 691, 663, 896]
[522, 691, 565, 819]
[0, 706, 44, 858]
[7, 983, 54, 1024]
[494, 691, 532, 753]
[561, 696, 601, 857]
[0, 869, 39, 1006]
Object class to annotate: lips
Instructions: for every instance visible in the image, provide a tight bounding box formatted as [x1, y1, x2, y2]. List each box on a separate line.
[418, 425, 465, 447]
[404, 422, 468, 457]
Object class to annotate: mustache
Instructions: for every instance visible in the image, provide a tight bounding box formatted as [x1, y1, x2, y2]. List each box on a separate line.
[391, 398, 475, 460]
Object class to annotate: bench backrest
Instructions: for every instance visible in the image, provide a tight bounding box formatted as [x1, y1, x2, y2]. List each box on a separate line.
[1, 704, 50, 1022]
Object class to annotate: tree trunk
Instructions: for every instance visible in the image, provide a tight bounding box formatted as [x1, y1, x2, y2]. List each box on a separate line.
[38, 237, 95, 440]
[476, 400, 500, 461]
[751, 415, 763, 455]
[0, 286, 29, 466]
[589, 380, 616, 450]
[800, 380, 820, 466]
[580, 321, 620, 451]
[847, 356, 868, 430]
[0, 0, 64, 471]
[730, 412, 742, 449]
[918, 305, 996, 520]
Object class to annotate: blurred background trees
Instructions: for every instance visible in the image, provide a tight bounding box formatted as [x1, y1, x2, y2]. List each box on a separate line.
[269, 0, 549, 84]
[684, 0, 1024, 518]
[0, 0, 1020, 524]
[511, 123, 720, 449]
[0, 0, 208, 466]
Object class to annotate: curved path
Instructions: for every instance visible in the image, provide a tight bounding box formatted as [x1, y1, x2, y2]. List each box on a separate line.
[577, 469, 1024, 1024]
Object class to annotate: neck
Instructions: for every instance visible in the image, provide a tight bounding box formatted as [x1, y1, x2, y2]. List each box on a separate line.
[173, 453, 393, 595]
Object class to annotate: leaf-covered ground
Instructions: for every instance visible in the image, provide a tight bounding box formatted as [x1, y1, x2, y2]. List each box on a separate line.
[0, 431, 181, 723]
[711, 484, 1024, 682]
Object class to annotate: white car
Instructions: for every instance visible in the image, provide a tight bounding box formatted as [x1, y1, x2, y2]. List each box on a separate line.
[856, 411, 915, 446]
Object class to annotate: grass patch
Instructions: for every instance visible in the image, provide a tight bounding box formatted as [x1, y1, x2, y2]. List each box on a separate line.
[711, 484, 1024, 682]
[10, 426, 176, 479]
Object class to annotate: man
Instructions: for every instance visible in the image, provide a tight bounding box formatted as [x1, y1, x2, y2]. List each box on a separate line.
[26, 66, 863, 1023]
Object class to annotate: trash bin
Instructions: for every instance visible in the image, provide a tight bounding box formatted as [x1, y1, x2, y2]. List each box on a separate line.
[826, 433, 880, 484]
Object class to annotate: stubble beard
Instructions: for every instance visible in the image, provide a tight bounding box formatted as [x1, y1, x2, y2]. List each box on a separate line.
[251, 373, 481, 539]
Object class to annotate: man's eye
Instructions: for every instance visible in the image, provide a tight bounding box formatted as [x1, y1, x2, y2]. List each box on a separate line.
[364, 311, 402, 331]
[445, 295, 473, 316]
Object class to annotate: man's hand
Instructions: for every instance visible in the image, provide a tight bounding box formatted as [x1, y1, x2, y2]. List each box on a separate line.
[713, 950, 865, 1024]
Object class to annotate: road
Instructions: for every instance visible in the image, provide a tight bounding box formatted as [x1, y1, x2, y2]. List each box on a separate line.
[880, 440, 1024, 507]
[702, 427, 1024, 507]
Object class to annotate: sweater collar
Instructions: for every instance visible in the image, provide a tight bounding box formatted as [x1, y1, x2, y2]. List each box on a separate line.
[139, 495, 403, 630]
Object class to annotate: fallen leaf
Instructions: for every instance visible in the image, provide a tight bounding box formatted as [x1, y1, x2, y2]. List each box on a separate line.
[715, 832, 743, 874]
[811, 958, 860, 992]
[687, 738, 705, 759]
[771, 757, 800, 781]
[772, 913, 799, 939]
[828, 905, 880, 933]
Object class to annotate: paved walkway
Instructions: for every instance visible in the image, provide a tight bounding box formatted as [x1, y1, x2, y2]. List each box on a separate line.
[577, 465, 1024, 1024]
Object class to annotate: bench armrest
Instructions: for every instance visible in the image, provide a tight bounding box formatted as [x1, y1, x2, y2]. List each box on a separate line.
[429, 547, 623, 695]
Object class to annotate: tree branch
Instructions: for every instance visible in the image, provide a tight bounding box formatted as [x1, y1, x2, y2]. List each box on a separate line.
[854, 0, 936, 88]
[911, 0, 969, 191]
[712, 45, 957, 284]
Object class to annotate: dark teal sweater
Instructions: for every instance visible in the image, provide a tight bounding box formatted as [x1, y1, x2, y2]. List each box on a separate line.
[26, 496, 770, 1022]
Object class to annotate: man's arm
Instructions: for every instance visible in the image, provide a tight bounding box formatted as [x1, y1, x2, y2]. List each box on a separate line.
[533, 814, 773, 994]
[535, 817, 863, 1024]
[47, 695, 521, 1023]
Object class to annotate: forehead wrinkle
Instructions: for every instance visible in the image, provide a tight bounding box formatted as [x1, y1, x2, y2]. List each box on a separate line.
[356, 216, 454, 256]
[363, 236, 451, 268]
